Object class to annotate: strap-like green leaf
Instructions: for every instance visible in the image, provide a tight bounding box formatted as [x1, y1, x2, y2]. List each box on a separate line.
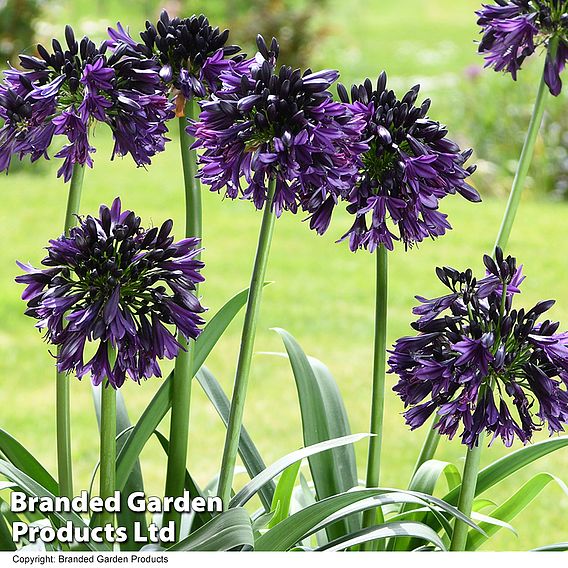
[256, 487, 480, 551]
[0, 505, 15, 552]
[390, 459, 461, 551]
[272, 329, 360, 540]
[411, 437, 568, 549]
[196, 366, 274, 511]
[409, 459, 461, 495]
[445, 436, 568, 505]
[115, 287, 255, 489]
[167, 508, 253, 551]
[315, 521, 446, 551]
[532, 542, 568, 551]
[0, 430, 58, 496]
[470, 512, 517, 537]
[92, 386, 147, 550]
[0, 460, 109, 552]
[267, 461, 301, 528]
[229, 434, 369, 509]
[466, 472, 568, 550]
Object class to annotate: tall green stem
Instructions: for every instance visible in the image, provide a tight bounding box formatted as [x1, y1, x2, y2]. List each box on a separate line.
[99, 381, 117, 530]
[217, 178, 277, 507]
[494, 39, 557, 252]
[56, 163, 85, 500]
[361, 246, 388, 547]
[163, 99, 202, 537]
[450, 441, 483, 551]
[409, 417, 440, 482]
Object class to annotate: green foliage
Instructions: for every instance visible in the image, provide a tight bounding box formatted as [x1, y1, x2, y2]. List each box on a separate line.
[448, 65, 568, 199]
[115, 287, 255, 491]
[0, 430, 58, 496]
[176, 0, 329, 67]
[316, 521, 446, 551]
[267, 461, 300, 528]
[273, 328, 360, 539]
[229, 433, 369, 509]
[196, 366, 274, 511]
[0, 460, 110, 552]
[168, 508, 253, 551]
[466, 473, 568, 551]
[0, 0, 41, 65]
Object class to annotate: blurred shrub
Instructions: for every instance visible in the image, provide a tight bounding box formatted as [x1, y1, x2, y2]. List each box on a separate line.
[176, 0, 329, 68]
[225, 0, 329, 68]
[449, 64, 568, 199]
[0, 0, 42, 65]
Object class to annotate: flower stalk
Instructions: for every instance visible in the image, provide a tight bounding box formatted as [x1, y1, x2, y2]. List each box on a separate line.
[450, 441, 483, 551]
[163, 99, 202, 538]
[409, 419, 440, 482]
[361, 245, 388, 547]
[494, 37, 558, 252]
[217, 178, 277, 507]
[56, 162, 85, 500]
[99, 378, 117, 531]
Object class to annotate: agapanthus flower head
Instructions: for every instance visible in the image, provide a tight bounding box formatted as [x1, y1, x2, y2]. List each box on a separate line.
[320, 72, 479, 252]
[390, 247, 568, 447]
[108, 11, 243, 111]
[477, 1, 568, 95]
[16, 198, 206, 388]
[188, 35, 367, 216]
[0, 26, 173, 180]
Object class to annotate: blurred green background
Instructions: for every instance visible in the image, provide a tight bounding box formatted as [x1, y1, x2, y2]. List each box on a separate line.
[1, 0, 568, 551]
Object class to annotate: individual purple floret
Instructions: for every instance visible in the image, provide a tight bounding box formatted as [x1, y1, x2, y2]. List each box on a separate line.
[108, 11, 244, 113]
[389, 247, 568, 448]
[477, 1, 568, 95]
[318, 72, 479, 252]
[16, 198, 205, 388]
[0, 26, 173, 180]
[188, 35, 367, 216]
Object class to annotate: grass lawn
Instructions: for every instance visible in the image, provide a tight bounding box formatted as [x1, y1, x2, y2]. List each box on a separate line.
[1, 0, 567, 552]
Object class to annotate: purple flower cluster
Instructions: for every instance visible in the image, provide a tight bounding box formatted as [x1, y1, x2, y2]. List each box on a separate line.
[317, 73, 479, 252]
[477, 1, 568, 95]
[16, 198, 205, 388]
[189, 35, 367, 216]
[0, 26, 173, 181]
[390, 248, 568, 447]
[108, 11, 243, 109]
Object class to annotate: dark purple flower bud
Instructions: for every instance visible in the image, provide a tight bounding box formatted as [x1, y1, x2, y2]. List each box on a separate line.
[329, 71, 479, 252]
[108, 11, 243, 101]
[390, 250, 568, 448]
[188, 35, 366, 216]
[16, 198, 206, 388]
[477, 2, 568, 95]
[0, 25, 173, 177]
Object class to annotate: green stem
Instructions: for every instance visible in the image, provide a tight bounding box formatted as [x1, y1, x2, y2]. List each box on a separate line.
[56, 163, 85, 500]
[409, 416, 441, 482]
[163, 99, 202, 538]
[99, 380, 117, 531]
[217, 178, 277, 508]
[450, 441, 483, 551]
[361, 246, 388, 549]
[494, 38, 557, 252]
